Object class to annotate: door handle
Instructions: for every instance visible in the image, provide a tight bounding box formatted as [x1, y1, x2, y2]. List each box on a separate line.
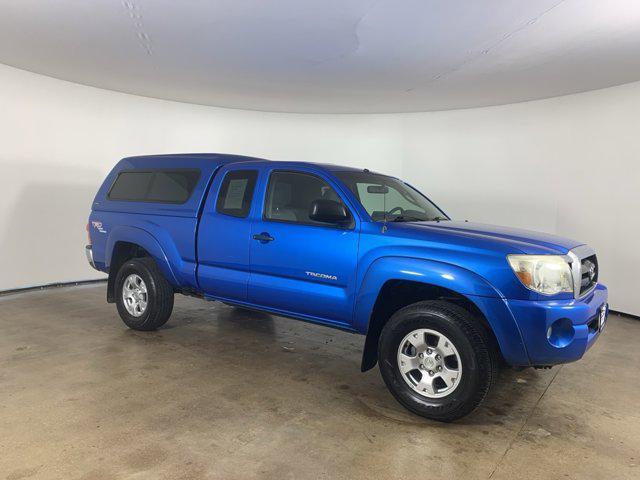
[252, 232, 275, 243]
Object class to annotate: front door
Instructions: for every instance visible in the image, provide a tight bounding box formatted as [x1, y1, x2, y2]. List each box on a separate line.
[248, 168, 359, 327]
[197, 165, 260, 301]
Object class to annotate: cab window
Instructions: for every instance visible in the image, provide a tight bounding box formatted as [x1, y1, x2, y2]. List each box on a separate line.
[264, 171, 352, 227]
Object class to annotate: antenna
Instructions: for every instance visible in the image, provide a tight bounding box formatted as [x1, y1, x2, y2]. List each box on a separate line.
[382, 185, 388, 233]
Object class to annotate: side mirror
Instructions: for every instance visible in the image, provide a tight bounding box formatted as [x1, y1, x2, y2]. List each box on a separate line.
[309, 199, 350, 225]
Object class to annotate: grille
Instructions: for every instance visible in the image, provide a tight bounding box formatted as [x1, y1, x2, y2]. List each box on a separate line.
[579, 254, 598, 295]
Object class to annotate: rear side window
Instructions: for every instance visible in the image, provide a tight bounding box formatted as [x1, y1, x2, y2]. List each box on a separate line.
[147, 171, 200, 203]
[216, 170, 258, 218]
[108, 172, 154, 201]
[108, 170, 200, 203]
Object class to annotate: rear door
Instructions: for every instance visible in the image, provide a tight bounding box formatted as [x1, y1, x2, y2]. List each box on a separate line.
[248, 167, 360, 327]
[197, 165, 260, 301]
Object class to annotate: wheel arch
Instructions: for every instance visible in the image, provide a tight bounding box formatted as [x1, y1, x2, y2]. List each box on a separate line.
[105, 226, 178, 303]
[355, 256, 527, 371]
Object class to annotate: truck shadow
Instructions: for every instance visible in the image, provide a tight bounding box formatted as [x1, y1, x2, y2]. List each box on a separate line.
[134, 297, 546, 428]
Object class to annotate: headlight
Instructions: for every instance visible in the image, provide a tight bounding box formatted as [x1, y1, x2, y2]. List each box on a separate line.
[507, 255, 573, 295]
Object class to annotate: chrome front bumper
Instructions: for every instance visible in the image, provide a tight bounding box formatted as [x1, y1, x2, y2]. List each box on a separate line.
[85, 245, 97, 270]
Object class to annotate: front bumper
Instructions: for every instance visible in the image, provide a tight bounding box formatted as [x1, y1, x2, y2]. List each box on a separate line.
[506, 284, 608, 366]
[85, 245, 98, 270]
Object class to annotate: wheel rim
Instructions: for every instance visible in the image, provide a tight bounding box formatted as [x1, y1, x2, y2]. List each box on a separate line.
[397, 328, 462, 399]
[122, 274, 148, 317]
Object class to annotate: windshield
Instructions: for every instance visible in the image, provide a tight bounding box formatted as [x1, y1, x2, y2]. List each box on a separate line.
[335, 171, 448, 222]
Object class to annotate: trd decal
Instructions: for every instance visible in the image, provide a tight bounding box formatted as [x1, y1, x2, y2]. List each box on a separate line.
[305, 271, 337, 281]
[91, 221, 107, 234]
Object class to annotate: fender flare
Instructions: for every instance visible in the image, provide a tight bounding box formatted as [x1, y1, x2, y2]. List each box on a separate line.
[105, 225, 179, 287]
[354, 256, 528, 370]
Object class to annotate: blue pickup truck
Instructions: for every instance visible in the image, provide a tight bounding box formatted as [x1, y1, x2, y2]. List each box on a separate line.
[86, 153, 608, 421]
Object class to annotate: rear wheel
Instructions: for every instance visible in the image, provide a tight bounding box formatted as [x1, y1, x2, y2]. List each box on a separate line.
[378, 301, 498, 422]
[115, 257, 174, 331]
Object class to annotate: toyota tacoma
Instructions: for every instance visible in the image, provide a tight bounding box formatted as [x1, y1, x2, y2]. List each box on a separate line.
[86, 153, 608, 421]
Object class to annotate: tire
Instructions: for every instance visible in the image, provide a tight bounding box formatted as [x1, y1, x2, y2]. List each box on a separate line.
[114, 257, 174, 331]
[378, 300, 498, 422]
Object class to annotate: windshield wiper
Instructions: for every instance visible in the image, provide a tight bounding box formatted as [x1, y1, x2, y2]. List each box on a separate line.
[390, 215, 426, 222]
[428, 216, 448, 222]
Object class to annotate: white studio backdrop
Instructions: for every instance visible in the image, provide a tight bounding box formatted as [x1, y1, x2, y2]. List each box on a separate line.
[0, 64, 638, 315]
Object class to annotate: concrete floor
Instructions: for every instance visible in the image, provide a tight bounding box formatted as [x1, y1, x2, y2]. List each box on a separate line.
[1, 284, 638, 480]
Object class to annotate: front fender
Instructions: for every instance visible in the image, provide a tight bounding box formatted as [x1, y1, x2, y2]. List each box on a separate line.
[354, 256, 529, 367]
[105, 225, 179, 287]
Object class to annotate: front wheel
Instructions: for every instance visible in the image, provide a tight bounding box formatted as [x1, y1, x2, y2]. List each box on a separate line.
[115, 257, 174, 331]
[378, 301, 498, 422]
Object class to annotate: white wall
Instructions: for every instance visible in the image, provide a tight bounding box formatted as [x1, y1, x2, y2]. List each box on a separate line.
[0, 64, 403, 292]
[401, 82, 640, 315]
[1, 64, 638, 315]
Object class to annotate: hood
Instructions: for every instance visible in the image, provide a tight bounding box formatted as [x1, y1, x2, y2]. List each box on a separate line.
[394, 221, 583, 255]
